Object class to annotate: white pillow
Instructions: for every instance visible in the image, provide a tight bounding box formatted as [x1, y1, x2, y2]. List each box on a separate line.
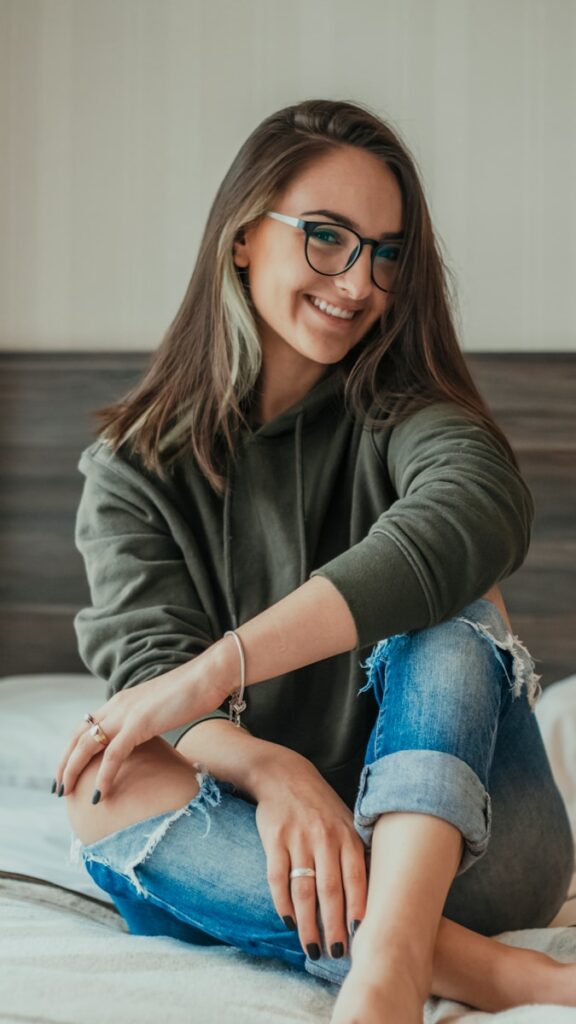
[0, 674, 107, 788]
[534, 674, 576, 838]
[0, 674, 115, 902]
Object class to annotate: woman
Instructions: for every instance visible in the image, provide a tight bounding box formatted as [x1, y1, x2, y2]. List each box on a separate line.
[56, 99, 574, 1024]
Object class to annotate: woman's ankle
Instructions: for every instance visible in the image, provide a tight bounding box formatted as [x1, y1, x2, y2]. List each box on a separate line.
[350, 922, 433, 1001]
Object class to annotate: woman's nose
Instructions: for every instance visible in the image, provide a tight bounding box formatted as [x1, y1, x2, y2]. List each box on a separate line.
[335, 244, 374, 299]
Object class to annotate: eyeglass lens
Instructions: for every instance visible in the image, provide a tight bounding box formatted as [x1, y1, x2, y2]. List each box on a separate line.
[306, 224, 400, 291]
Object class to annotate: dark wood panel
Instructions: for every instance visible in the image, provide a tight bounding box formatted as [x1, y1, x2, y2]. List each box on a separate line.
[1, 351, 575, 684]
[0, 608, 86, 675]
[467, 354, 576, 450]
[0, 353, 147, 675]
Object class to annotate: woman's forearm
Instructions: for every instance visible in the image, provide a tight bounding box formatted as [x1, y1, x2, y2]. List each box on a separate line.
[174, 718, 313, 802]
[213, 575, 358, 691]
[239, 575, 358, 676]
[171, 574, 507, 706]
[164, 576, 356, 708]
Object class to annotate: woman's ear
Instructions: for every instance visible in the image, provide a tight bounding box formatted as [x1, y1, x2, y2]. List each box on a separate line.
[232, 229, 250, 268]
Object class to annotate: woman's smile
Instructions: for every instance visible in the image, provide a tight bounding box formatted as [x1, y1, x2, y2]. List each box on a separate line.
[304, 293, 361, 324]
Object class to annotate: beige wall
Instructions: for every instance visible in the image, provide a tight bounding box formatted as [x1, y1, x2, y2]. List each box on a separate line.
[1, 0, 574, 352]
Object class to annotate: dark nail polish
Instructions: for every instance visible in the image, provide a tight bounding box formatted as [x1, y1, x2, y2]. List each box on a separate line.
[306, 943, 321, 961]
[50, 779, 57, 795]
[92, 789, 101, 805]
[282, 915, 297, 931]
[57, 782, 64, 797]
[331, 942, 344, 959]
[349, 919, 362, 937]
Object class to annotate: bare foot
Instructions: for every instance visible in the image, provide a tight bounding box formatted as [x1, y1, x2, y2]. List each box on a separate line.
[539, 958, 576, 1008]
[330, 933, 428, 1024]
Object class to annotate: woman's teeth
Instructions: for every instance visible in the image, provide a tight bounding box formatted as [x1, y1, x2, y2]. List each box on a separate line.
[308, 295, 357, 320]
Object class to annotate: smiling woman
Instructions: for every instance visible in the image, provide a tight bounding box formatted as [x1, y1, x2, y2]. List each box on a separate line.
[54, 98, 575, 1024]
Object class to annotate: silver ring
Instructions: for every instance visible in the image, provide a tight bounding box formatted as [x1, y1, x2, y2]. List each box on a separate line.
[289, 867, 316, 880]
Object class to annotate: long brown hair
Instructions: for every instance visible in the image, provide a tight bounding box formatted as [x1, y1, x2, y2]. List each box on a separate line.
[94, 98, 516, 492]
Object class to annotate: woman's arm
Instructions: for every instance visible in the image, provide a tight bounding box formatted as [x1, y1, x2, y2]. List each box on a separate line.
[174, 716, 327, 802]
[210, 574, 358, 690]
[178, 575, 511, 705]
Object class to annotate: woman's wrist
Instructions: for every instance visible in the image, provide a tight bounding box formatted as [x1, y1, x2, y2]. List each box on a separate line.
[175, 717, 309, 804]
[178, 633, 244, 711]
[247, 744, 315, 802]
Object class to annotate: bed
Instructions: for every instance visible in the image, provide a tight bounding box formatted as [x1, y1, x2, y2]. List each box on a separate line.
[1, 351, 576, 1023]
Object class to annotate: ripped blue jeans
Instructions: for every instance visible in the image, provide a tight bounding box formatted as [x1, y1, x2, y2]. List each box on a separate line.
[69, 599, 574, 988]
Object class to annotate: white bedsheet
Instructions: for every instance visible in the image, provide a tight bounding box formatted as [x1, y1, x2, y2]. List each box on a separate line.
[2, 672, 576, 1023]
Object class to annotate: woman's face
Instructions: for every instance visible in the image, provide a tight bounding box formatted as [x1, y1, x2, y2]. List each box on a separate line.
[233, 145, 403, 382]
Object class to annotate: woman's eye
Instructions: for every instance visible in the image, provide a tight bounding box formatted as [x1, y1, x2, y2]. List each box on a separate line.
[375, 244, 400, 263]
[310, 227, 342, 245]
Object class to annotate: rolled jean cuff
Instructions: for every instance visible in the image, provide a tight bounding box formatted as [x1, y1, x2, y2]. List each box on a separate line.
[353, 750, 492, 876]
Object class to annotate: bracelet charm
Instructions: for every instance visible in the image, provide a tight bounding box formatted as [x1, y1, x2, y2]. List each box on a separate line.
[223, 630, 247, 728]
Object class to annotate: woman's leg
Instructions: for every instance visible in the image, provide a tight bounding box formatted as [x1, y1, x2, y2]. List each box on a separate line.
[328, 597, 574, 1023]
[66, 598, 574, 1012]
[69, 763, 309, 970]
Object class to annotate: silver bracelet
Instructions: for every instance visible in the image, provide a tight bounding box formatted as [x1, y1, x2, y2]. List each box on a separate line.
[223, 630, 247, 728]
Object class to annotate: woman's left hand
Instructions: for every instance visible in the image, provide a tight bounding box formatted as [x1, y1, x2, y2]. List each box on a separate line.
[53, 650, 232, 802]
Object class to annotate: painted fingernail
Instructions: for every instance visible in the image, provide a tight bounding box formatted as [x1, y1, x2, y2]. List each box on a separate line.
[306, 943, 320, 961]
[349, 919, 362, 937]
[57, 782, 64, 797]
[331, 942, 344, 959]
[91, 789, 101, 805]
[282, 915, 297, 931]
[50, 779, 57, 795]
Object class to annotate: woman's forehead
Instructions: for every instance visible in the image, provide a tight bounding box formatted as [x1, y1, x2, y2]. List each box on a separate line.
[277, 148, 403, 233]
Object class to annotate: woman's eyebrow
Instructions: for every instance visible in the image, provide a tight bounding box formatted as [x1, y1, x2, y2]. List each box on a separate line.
[300, 208, 403, 240]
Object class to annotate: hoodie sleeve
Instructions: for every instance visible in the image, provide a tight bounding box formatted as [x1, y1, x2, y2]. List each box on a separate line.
[73, 443, 248, 740]
[309, 403, 534, 651]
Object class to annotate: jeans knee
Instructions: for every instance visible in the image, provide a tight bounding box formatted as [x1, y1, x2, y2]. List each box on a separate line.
[357, 598, 541, 711]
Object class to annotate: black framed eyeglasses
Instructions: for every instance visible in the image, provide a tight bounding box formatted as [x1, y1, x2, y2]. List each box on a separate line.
[265, 211, 402, 293]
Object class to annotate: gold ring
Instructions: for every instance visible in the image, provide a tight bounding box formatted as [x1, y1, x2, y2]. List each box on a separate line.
[88, 721, 109, 747]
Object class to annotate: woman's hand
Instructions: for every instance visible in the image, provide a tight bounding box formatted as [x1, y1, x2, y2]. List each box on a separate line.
[53, 646, 233, 802]
[253, 753, 368, 962]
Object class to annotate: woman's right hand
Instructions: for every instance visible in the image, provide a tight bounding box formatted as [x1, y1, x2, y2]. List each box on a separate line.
[253, 752, 368, 962]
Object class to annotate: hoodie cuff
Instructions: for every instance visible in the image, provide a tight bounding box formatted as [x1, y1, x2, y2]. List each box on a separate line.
[309, 532, 430, 650]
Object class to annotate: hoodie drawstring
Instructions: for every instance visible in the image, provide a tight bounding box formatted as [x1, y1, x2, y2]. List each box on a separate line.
[223, 452, 238, 629]
[294, 410, 307, 586]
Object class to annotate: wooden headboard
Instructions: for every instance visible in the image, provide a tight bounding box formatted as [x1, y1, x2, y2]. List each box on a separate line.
[1, 352, 575, 685]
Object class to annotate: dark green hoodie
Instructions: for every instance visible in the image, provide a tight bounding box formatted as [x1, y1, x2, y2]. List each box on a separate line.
[74, 369, 533, 809]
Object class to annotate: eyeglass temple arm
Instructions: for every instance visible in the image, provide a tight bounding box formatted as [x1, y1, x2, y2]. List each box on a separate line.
[265, 211, 306, 229]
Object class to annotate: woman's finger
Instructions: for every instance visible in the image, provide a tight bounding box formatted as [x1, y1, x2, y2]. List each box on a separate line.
[263, 843, 298, 932]
[313, 837, 348, 958]
[287, 850, 322, 960]
[58, 720, 116, 798]
[53, 716, 108, 795]
[88, 731, 137, 803]
[339, 837, 368, 945]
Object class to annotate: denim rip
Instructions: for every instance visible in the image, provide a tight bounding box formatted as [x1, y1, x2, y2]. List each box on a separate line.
[356, 598, 542, 710]
[69, 763, 225, 898]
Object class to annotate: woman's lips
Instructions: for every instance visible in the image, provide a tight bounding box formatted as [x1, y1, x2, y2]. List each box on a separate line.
[305, 294, 359, 325]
